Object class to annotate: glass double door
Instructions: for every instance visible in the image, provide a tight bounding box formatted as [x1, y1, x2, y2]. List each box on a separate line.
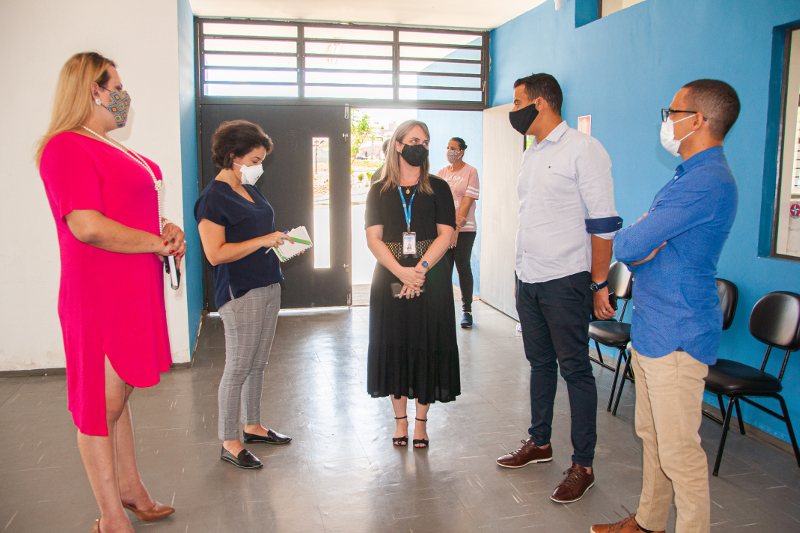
[199, 104, 352, 310]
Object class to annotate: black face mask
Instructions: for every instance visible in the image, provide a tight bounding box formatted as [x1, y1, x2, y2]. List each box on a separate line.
[400, 143, 429, 167]
[509, 102, 539, 135]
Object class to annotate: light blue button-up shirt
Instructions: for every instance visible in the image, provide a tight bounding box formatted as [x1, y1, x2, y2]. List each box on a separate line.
[516, 121, 620, 284]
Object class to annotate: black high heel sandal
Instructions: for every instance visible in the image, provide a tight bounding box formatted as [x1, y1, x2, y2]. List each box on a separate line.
[393, 416, 408, 446]
[413, 418, 429, 448]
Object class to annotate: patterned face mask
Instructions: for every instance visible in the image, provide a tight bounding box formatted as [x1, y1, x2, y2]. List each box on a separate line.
[100, 88, 131, 128]
[446, 149, 462, 164]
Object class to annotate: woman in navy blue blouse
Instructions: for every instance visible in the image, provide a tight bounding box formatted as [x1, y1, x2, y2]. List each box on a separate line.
[195, 120, 293, 469]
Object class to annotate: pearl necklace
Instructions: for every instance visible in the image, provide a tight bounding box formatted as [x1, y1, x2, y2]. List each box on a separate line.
[81, 126, 163, 231]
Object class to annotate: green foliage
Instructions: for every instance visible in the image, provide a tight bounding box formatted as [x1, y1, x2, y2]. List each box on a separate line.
[358, 173, 365, 181]
[350, 109, 374, 159]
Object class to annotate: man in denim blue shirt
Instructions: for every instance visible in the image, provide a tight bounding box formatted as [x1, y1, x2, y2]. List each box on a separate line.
[592, 80, 740, 533]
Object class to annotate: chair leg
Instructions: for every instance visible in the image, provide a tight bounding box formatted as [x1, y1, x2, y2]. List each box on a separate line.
[612, 354, 633, 416]
[776, 394, 800, 468]
[713, 395, 737, 477]
[717, 394, 727, 422]
[606, 347, 625, 412]
[591, 340, 600, 364]
[734, 398, 745, 435]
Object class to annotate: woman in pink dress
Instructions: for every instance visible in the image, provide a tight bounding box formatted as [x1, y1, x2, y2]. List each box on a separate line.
[37, 52, 184, 532]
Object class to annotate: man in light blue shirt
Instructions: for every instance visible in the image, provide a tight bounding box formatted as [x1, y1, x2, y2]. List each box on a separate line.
[591, 80, 740, 533]
[496, 73, 621, 504]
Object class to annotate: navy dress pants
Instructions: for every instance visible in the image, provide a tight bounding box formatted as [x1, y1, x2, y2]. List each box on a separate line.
[516, 271, 597, 468]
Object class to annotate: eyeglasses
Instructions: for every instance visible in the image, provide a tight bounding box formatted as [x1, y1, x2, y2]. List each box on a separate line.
[661, 108, 698, 122]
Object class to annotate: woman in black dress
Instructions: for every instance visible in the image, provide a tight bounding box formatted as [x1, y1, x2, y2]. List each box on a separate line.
[365, 120, 459, 448]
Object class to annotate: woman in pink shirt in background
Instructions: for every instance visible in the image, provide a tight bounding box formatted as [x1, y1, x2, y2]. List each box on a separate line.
[37, 52, 182, 532]
[437, 137, 480, 329]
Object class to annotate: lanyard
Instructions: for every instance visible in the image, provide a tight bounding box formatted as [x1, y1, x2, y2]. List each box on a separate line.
[398, 183, 418, 233]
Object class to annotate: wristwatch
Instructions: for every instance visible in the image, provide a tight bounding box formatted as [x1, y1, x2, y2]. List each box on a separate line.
[421, 260, 429, 269]
[590, 280, 608, 292]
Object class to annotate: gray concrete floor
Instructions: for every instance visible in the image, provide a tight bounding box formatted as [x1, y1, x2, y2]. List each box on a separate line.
[1, 302, 799, 532]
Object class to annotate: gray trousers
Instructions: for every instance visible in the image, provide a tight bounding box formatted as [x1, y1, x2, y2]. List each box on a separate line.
[217, 284, 281, 441]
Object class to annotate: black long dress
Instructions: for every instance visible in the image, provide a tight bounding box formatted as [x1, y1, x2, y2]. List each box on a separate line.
[365, 175, 460, 404]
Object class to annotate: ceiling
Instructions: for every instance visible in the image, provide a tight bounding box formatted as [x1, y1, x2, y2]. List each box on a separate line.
[189, 0, 550, 31]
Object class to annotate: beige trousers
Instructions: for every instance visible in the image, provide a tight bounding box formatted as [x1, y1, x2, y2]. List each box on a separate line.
[631, 347, 710, 533]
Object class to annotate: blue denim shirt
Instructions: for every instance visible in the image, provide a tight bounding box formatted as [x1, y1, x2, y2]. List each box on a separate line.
[613, 147, 738, 365]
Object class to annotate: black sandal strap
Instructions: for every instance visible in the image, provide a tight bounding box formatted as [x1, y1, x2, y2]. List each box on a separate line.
[395, 416, 408, 420]
[415, 418, 427, 422]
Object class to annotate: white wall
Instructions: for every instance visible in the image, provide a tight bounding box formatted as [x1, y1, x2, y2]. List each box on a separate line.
[0, 0, 191, 370]
[479, 104, 522, 319]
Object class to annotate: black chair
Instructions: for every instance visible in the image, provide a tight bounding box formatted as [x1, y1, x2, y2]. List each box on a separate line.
[701, 279, 739, 424]
[610, 278, 738, 417]
[588, 261, 633, 411]
[704, 290, 800, 476]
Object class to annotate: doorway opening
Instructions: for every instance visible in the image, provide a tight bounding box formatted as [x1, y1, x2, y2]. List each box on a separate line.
[349, 108, 418, 306]
[349, 107, 484, 308]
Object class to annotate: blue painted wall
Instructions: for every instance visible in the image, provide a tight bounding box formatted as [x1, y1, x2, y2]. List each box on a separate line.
[418, 109, 483, 296]
[178, 0, 201, 355]
[490, 0, 800, 443]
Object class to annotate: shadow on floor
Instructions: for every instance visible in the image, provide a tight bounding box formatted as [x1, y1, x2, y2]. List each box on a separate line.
[1, 303, 798, 532]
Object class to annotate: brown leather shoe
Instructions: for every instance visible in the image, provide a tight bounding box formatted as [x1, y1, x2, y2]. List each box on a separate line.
[122, 500, 175, 522]
[550, 463, 594, 503]
[591, 511, 665, 533]
[496, 439, 553, 468]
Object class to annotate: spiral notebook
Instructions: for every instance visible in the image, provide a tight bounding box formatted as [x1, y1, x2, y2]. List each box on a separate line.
[268, 226, 313, 262]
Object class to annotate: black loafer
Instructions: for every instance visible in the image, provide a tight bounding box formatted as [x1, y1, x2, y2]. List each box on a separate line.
[220, 446, 262, 469]
[243, 429, 292, 445]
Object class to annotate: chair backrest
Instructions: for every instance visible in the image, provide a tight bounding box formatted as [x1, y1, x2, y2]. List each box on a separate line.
[607, 261, 633, 300]
[716, 278, 738, 331]
[749, 291, 800, 380]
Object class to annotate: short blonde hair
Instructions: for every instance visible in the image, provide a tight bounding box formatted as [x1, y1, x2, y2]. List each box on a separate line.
[35, 52, 116, 165]
[381, 120, 433, 195]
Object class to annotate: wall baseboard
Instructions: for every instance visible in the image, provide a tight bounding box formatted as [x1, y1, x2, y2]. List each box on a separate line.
[0, 360, 194, 377]
[0, 367, 67, 377]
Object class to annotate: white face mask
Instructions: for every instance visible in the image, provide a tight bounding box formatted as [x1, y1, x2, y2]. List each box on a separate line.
[235, 162, 263, 185]
[446, 149, 462, 165]
[660, 114, 696, 157]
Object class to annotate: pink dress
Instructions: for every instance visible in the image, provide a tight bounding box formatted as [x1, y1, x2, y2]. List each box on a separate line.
[40, 132, 172, 436]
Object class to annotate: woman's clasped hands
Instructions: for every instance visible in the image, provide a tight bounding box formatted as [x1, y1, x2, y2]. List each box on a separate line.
[396, 265, 426, 299]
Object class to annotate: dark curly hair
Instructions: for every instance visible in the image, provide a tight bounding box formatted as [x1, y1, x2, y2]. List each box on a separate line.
[211, 120, 273, 169]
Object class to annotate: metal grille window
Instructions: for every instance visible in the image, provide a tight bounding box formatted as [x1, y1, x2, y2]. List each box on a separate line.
[197, 19, 489, 109]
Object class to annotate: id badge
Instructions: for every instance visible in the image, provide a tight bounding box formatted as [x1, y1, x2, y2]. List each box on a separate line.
[402, 232, 417, 256]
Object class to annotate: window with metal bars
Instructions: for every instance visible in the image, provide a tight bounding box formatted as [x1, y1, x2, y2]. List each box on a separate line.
[197, 18, 489, 109]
